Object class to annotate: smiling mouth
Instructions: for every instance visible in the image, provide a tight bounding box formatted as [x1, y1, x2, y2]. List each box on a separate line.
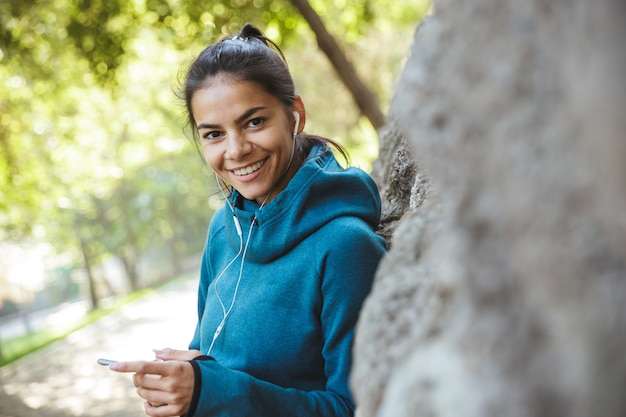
[232, 158, 267, 176]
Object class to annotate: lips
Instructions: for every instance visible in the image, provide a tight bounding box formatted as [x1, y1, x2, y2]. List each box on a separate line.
[232, 158, 267, 176]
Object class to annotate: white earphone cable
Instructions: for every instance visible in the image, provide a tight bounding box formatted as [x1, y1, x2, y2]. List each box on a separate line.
[207, 218, 254, 356]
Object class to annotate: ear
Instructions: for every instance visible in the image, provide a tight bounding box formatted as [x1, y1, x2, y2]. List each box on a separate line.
[293, 95, 306, 134]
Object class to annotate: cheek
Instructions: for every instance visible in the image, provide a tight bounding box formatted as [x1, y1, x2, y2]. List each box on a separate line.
[201, 146, 221, 169]
[269, 131, 293, 153]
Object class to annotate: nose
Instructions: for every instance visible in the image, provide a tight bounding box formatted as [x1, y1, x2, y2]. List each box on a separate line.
[224, 131, 252, 161]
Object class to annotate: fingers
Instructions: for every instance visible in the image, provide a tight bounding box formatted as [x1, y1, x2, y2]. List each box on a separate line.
[125, 361, 195, 397]
[137, 386, 167, 407]
[132, 371, 167, 391]
[154, 348, 203, 361]
[114, 360, 194, 390]
[133, 375, 193, 417]
[110, 360, 169, 375]
[152, 347, 177, 361]
[110, 359, 195, 416]
[143, 401, 188, 417]
[137, 383, 188, 406]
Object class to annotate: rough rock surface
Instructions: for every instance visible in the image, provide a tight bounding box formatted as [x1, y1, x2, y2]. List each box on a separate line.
[352, 1, 626, 417]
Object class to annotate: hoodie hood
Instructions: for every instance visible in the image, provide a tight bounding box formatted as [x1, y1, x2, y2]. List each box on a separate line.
[220, 145, 382, 263]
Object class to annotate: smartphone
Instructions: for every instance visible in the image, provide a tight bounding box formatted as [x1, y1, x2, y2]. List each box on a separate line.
[97, 358, 117, 366]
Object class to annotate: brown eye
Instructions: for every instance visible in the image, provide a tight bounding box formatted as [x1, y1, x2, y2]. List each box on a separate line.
[248, 117, 265, 128]
[202, 131, 223, 140]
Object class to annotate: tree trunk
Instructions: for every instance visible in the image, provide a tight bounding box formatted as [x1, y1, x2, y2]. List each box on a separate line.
[168, 196, 182, 277]
[99, 267, 118, 297]
[290, 0, 386, 130]
[353, 1, 626, 416]
[119, 254, 139, 292]
[79, 237, 99, 310]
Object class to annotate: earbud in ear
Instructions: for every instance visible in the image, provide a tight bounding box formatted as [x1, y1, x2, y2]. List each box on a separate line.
[292, 111, 300, 138]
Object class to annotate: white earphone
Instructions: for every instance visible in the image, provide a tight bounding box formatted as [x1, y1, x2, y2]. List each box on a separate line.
[292, 111, 300, 139]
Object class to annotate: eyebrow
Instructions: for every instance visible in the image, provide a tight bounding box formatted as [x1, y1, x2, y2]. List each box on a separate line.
[197, 106, 268, 129]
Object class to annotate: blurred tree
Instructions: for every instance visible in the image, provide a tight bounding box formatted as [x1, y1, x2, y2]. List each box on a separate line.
[291, 0, 385, 129]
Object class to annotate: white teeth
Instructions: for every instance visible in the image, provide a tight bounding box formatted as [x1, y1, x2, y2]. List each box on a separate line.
[233, 159, 265, 176]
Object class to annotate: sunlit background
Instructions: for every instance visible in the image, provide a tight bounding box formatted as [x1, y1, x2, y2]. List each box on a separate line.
[0, 0, 430, 366]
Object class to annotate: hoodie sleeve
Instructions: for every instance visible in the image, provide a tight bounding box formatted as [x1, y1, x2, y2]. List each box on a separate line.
[184, 217, 386, 417]
[188, 228, 212, 351]
[184, 357, 354, 417]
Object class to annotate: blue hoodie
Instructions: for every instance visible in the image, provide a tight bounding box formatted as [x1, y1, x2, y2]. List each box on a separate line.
[185, 145, 386, 417]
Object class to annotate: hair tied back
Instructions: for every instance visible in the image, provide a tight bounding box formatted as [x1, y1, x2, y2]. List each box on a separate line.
[234, 23, 287, 63]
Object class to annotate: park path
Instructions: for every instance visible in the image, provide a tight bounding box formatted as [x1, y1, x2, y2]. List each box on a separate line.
[0, 273, 199, 417]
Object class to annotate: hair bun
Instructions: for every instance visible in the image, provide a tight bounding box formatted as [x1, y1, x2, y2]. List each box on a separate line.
[232, 23, 287, 63]
[238, 23, 264, 40]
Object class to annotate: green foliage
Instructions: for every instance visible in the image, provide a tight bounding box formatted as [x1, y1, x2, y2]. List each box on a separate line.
[0, 0, 429, 296]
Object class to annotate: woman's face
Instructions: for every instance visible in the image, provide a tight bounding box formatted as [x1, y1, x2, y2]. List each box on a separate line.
[192, 76, 304, 205]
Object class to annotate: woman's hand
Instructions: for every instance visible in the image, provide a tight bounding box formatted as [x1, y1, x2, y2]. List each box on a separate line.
[153, 348, 203, 362]
[110, 358, 197, 417]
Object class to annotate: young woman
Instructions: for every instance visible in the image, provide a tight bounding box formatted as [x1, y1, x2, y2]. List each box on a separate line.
[111, 23, 386, 417]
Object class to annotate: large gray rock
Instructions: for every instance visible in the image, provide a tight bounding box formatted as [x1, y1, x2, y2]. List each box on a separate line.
[352, 1, 626, 417]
